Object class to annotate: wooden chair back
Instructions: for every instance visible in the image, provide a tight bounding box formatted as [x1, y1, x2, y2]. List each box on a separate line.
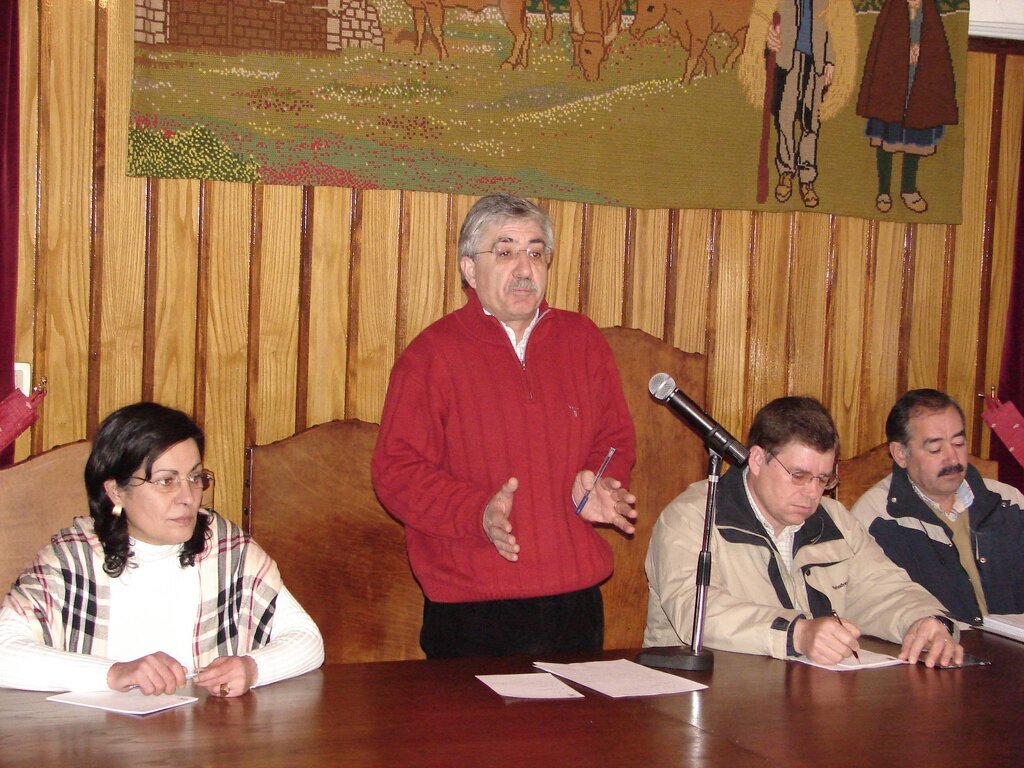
[599, 327, 708, 649]
[245, 420, 424, 663]
[0, 441, 92, 594]
[835, 443, 1000, 509]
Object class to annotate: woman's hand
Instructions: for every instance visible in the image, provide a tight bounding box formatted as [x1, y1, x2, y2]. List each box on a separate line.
[194, 655, 258, 698]
[107, 651, 188, 695]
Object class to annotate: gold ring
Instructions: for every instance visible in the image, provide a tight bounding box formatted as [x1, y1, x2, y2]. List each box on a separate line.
[220, 683, 230, 697]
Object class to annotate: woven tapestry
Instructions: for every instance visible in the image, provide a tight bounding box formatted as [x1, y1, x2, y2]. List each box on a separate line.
[129, 0, 969, 223]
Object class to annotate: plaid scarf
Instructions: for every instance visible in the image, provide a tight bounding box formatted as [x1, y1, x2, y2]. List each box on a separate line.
[3, 513, 281, 667]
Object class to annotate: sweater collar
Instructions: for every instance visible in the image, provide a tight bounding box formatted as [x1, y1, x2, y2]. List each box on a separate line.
[457, 288, 551, 346]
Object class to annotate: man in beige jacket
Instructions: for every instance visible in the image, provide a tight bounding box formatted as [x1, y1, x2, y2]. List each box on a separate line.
[644, 396, 962, 667]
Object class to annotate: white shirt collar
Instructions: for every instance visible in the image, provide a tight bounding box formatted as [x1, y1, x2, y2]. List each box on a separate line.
[743, 467, 804, 571]
[908, 476, 974, 523]
[483, 308, 541, 363]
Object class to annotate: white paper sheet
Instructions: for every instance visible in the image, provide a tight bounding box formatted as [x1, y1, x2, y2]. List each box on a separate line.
[476, 672, 584, 699]
[532, 658, 706, 697]
[47, 689, 198, 715]
[982, 613, 1024, 643]
[793, 648, 907, 671]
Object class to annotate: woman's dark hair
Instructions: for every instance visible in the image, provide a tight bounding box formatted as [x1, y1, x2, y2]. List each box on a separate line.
[85, 402, 212, 577]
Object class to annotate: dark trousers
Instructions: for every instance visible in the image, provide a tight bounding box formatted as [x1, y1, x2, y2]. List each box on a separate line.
[420, 585, 604, 658]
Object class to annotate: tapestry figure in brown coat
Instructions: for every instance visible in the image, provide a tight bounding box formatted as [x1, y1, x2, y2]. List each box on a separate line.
[856, 0, 958, 214]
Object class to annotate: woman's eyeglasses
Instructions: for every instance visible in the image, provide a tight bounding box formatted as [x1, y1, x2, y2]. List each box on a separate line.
[125, 470, 214, 494]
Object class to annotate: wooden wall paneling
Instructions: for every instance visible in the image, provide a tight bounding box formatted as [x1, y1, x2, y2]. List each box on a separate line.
[202, 181, 253, 526]
[306, 186, 353, 426]
[627, 208, 669, 338]
[151, 179, 201, 412]
[346, 189, 401, 422]
[787, 213, 833, 399]
[859, 221, 908, 451]
[708, 210, 752, 438]
[949, 54, 997, 451]
[444, 194, 475, 315]
[669, 209, 713, 355]
[542, 198, 584, 313]
[401, 191, 448, 350]
[982, 57, 1024, 456]
[35, 0, 95, 451]
[827, 217, 871, 456]
[12, 0, 1024, 500]
[745, 211, 792, 420]
[94, 0, 149, 422]
[14, 0, 40, 462]
[583, 204, 627, 327]
[907, 224, 949, 391]
[251, 184, 303, 446]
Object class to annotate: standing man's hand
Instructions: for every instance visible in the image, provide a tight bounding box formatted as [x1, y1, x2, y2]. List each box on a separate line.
[572, 472, 637, 535]
[767, 21, 781, 53]
[483, 477, 520, 561]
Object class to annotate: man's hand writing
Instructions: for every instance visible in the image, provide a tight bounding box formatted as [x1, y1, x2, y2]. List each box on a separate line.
[483, 477, 520, 561]
[572, 472, 637, 535]
[792, 616, 861, 665]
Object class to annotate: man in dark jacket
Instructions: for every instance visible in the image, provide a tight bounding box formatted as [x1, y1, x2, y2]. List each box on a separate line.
[851, 389, 1024, 625]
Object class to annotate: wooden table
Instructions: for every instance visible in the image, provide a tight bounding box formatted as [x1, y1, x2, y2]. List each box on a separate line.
[1, 632, 1021, 767]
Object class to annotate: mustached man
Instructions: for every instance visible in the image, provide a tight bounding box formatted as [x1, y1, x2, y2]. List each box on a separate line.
[851, 389, 1024, 625]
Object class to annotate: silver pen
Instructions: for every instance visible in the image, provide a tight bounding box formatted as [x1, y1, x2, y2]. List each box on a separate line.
[574, 447, 617, 515]
[127, 670, 198, 691]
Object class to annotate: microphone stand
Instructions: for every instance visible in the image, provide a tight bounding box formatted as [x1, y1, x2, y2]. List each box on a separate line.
[636, 449, 722, 672]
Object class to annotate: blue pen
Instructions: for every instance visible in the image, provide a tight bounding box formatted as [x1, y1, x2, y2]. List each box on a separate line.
[575, 447, 617, 515]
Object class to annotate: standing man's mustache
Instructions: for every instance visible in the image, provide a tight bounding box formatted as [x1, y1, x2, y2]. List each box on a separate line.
[938, 463, 965, 477]
[506, 278, 538, 293]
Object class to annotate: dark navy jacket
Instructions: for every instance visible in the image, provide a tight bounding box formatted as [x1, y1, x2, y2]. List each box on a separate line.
[854, 463, 1024, 624]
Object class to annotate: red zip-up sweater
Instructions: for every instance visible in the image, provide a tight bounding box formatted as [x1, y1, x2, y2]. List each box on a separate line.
[371, 290, 635, 603]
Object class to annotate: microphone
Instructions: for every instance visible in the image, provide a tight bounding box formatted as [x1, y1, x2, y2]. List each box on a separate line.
[649, 373, 749, 465]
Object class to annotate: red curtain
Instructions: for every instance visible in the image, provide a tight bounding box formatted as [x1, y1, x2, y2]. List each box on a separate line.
[1, 0, 20, 466]
[992, 119, 1024, 490]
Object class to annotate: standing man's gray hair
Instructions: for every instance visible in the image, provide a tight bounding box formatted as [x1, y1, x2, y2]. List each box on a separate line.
[457, 195, 555, 262]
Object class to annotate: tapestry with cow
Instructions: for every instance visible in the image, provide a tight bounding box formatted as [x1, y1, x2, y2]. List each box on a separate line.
[128, 0, 969, 222]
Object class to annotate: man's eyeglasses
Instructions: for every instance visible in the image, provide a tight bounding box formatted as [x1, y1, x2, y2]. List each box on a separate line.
[768, 453, 839, 491]
[475, 247, 551, 265]
[126, 470, 214, 494]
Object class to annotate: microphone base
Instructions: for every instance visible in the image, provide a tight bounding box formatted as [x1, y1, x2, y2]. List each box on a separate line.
[635, 645, 714, 672]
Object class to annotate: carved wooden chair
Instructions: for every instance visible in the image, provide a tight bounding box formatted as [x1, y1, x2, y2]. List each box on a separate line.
[835, 442, 999, 509]
[599, 327, 708, 649]
[0, 441, 92, 594]
[245, 420, 424, 663]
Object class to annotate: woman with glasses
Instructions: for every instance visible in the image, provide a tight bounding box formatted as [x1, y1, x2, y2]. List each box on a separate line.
[0, 402, 323, 696]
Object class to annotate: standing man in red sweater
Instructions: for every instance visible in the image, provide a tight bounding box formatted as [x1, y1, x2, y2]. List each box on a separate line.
[372, 195, 637, 658]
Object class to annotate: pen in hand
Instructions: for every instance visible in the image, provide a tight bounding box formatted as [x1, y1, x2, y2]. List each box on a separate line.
[831, 609, 861, 663]
[127, 670, 198, 691]
[574, 447, 616, 516]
